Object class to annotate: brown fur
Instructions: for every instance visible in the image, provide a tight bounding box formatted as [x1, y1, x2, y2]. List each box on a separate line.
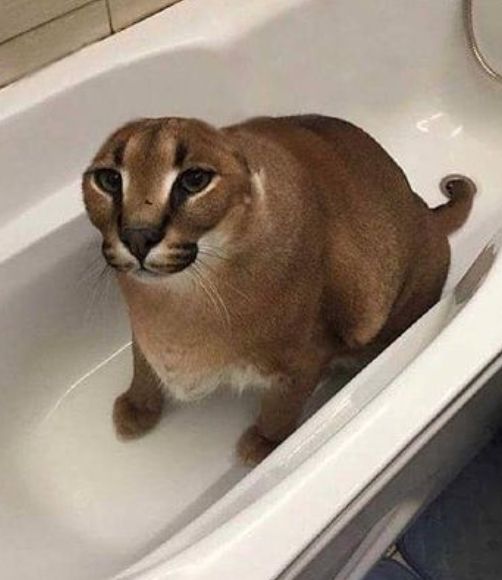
[82, 115, 475, 465]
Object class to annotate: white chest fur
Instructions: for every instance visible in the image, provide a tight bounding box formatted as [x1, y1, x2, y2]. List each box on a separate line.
[143, 349, 272, 402]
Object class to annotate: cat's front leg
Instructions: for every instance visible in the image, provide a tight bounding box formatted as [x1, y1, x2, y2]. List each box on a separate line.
[113, 341, 165, 439]
[237, 373, 318, 466]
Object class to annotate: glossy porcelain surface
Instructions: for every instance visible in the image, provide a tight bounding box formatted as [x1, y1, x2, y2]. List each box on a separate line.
[0, 1, 501, 579]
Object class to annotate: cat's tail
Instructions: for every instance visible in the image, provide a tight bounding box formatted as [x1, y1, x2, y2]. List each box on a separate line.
[432, 174, 476, 235]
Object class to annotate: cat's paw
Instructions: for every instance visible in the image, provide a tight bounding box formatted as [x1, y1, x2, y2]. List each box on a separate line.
[113, 391, 163, 440]
[237, 425, 279, 466]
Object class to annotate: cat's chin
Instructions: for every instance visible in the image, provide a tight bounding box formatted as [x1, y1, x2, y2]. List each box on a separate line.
[133, 269, 167, 280]
[120, 268, 169, 283]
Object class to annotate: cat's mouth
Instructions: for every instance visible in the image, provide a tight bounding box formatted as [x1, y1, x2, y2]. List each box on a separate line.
[110, 263, 194, 280]
[141, 245, 199, 276]
[137, 262, 194, 276]
[104, 242, 198, 277]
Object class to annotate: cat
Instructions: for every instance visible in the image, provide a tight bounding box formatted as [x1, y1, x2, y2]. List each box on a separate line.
[82, 115, 475, 464]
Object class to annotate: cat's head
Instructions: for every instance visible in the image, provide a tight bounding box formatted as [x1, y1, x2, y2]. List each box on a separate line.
[82, 117, 254, 279]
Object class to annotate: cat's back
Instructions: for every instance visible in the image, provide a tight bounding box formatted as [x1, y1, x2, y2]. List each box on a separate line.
[229, 114, 412, 193]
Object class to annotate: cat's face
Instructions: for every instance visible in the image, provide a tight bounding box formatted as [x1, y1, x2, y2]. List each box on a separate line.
[82, 118, 252, 279]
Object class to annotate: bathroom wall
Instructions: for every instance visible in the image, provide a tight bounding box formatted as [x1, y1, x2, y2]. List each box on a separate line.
[0, 0, 181, 87]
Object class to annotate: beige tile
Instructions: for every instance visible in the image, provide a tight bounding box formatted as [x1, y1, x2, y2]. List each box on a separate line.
[0, 1, 111, 87]
[108, 0, 181, 31]
[0, 0, 95, 43]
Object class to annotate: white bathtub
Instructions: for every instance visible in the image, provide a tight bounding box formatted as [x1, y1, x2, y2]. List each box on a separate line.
[1, 1, 502, 579]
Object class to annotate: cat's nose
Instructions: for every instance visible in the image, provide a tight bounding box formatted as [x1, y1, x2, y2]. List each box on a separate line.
[120, 227, 163, 262]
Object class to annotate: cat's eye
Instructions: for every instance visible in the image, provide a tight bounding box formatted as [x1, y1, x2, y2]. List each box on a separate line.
[93, 168, 122, 197]
[179, 168, 214, 194]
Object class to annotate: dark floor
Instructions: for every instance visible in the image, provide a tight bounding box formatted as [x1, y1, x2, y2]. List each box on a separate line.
[364, 429, 502, 580]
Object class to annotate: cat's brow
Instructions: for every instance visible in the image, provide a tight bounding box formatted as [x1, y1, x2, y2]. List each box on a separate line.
[112, 141, 126, 166]
[174, 141, 188, 167]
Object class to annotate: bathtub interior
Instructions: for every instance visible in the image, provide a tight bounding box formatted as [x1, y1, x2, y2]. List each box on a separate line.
[1, 0, 502, 579]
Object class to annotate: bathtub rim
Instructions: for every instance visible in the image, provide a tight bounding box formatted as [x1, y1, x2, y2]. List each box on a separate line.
[0, 0, 306, 121]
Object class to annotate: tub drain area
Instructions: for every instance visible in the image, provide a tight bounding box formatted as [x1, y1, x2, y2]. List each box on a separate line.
[440, 174, 477, 198]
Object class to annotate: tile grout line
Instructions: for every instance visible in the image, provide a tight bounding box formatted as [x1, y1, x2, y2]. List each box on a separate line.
[0, 0, 105, 49]
[104, 0, 115, 35]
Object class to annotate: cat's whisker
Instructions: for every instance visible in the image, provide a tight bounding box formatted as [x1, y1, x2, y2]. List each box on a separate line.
[202, 272, 232, 328]
[198, 246, 230, 262]
[192, 262, 232, 329]
[197, 256, 252, 304]
[198, 244, 253, 278]
[79, 254, 106, 283]
[191, 265, 222, 320]
[83, 261, 114, 323]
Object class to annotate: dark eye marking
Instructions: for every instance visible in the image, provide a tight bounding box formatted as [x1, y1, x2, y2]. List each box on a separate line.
[112, 142, 126, 166]
[174, 141, 188, 167]
[93, 168, 123, 199]
[169, 168, 215, 211]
